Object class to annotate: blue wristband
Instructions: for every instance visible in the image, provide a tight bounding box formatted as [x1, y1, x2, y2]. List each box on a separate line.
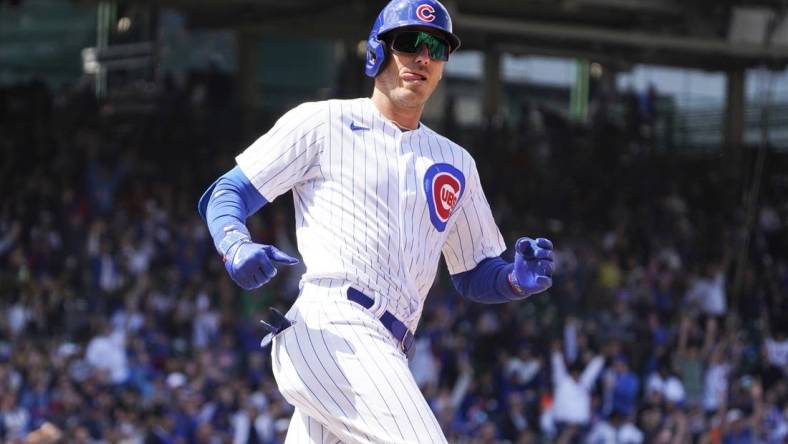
[217, 226, 250, 260]
[508, 271, 528, 297]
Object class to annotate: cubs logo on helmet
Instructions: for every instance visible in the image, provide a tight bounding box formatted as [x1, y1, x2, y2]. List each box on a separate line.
[416, 4, 436, 22]
[424, 163, 465, 232]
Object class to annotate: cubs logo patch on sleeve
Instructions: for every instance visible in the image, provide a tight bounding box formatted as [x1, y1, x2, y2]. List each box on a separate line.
[423, 163, 465, 232]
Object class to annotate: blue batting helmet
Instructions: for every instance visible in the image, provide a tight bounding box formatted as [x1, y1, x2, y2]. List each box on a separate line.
[365, 0, 461, 77]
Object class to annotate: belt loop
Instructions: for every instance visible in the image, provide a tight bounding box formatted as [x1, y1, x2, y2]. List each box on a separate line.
[364, 287, 386, 319]
[344, 285, 386, 318]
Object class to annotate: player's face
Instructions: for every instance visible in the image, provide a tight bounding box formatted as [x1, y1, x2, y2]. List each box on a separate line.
[377, 27, 447, 110]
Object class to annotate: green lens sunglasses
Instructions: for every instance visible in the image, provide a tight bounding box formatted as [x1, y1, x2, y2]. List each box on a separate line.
[390, 31, 450, 61]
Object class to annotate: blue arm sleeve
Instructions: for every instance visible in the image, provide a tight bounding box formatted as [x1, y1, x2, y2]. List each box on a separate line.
[197, 166, 268, 254]
[450, 256, 520, 304]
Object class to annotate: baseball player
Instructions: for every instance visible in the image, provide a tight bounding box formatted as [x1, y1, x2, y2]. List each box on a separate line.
[197, 0, 554, 442]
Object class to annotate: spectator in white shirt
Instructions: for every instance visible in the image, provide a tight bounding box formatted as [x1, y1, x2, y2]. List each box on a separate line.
[232, 395, 275, 444]
[685, 262, 726, 319]
[764, 332, 788, 369]
[645, 361, 686, 406]
[551, 340, 606, 437]
[85, 321, 129, 385]
[506, 346, 542, 387]
[585, 411, 644, 444]
[702, 345, 729, 414]
[762, 327, 788, 389]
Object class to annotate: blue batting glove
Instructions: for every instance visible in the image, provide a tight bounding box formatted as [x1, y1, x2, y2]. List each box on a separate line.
[223, 241, 299, 291]
[509, 237, 554, 297]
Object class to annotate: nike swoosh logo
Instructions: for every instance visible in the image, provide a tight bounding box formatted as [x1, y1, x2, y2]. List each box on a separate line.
[350, 122, 369, 131]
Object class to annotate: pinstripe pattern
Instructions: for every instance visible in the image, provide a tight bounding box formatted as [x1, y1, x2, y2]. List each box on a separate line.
[285, 409, 340, 444]
[236, 97, 506, 442]
[273, 282, 447, 444]
[236, 98, 505, 330]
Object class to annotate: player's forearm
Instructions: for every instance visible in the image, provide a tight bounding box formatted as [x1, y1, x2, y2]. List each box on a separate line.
[198, 165, 268, 254]
[450, 256, 521, 303]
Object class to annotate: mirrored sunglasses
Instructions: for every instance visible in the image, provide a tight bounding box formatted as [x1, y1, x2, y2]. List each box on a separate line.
[389, 31, 450, 61]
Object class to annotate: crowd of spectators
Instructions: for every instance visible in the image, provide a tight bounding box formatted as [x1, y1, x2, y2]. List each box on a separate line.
[1, 74, 787, 444]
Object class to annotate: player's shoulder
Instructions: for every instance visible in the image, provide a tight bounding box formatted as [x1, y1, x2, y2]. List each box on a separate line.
[277, 98, 380, 136]
[270, 100, 328, 131]
[321, 97, 372, 116]
[420, 125, 477, 168]
[282, 99, 331, 117]
[305, 97, 364, 110]
[319, 97, 382, 130]
[273, 99, 339, 132]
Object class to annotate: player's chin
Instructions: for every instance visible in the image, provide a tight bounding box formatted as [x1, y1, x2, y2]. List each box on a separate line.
[397, 86, 432, 105]
[403, 82, 435, 99]
[404, 79, 434, 93]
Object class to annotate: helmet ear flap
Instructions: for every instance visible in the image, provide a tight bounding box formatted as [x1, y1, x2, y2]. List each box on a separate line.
[365, 37, 387, 77]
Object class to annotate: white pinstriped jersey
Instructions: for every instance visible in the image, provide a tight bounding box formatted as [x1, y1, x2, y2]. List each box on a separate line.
[236, 97, 506, 331]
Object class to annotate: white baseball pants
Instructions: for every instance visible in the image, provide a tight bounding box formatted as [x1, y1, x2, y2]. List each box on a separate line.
[271, 282, 447, 444]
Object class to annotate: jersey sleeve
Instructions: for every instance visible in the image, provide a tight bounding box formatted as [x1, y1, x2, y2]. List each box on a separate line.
[235, 101, 325, 202]
[442, 161, 506, 275]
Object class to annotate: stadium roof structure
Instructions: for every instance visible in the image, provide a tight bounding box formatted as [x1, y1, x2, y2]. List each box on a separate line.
[157, 0, 788, 71]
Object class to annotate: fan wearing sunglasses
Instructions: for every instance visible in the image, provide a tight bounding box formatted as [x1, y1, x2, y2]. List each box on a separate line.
[198, 0, 555, 442]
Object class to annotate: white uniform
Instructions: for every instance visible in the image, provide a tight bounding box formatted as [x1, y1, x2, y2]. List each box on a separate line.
[236, 97, 506, 443]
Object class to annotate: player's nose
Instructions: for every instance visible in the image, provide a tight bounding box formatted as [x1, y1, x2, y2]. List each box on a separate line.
[414, 44, 431, 64]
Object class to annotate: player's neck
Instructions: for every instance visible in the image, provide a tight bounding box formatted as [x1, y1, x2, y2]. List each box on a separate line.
[370, 90, 422, 131]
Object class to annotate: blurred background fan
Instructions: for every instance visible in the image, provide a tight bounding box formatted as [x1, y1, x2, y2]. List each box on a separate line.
[1, 0, 787, 443]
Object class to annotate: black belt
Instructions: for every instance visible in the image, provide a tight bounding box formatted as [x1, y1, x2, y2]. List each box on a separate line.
[347, 287, 415, 356]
